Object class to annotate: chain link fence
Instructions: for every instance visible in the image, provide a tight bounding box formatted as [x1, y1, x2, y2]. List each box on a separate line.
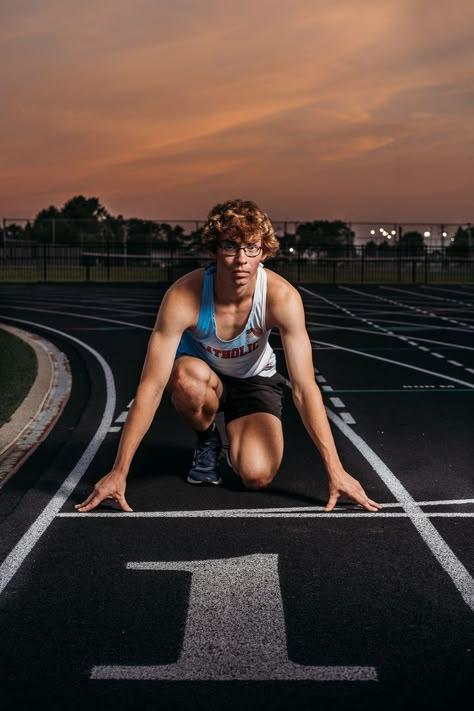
[1, 218, 473, 283]
[1, 242, 473, 283]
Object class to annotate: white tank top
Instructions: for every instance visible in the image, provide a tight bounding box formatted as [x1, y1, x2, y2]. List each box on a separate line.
[176, 264, 276, 378]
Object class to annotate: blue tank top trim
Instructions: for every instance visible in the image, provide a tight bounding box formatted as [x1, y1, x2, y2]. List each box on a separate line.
[176, 263, 276, 377]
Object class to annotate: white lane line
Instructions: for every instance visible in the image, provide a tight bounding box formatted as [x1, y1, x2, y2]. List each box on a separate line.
[314, 369, 356, 421]
[110, 401, 134, 432]
[0, 305, 152, 331]
[7, 298, 155, 318]
[57, 498, 474, 518]
[0, 318, 116, 597]
[420, 286, 474, 303]
[309, 316, 474, 336]
[447, 360, 463, 367]
[382, 285, 473, 307]
[301, 290, 473, 375]
[58, 512, 474, 519]
[412, 499, 474, 506]
[402, 385, 455, 389]
[305, 319, 474, 352]
[311, 339, 474, 390]
[344, 286, 474, 331]
[324, 408, 474, 611]
[383, 498, 474, 507]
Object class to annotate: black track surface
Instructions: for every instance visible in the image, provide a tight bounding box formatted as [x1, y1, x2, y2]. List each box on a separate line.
[0, 282, 473, 711]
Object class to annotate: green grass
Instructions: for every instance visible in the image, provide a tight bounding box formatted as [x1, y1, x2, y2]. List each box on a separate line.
[0, 263, 473, 283]
[0, 329, 38, 427]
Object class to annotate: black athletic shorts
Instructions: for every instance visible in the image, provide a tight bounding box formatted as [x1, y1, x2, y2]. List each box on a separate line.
[218, 371, 287, 424]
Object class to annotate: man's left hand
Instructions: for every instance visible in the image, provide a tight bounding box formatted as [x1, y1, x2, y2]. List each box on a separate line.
[325, 470, 382, 512]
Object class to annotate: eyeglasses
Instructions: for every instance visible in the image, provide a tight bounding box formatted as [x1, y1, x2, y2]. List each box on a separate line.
[219, 241, 262, 257]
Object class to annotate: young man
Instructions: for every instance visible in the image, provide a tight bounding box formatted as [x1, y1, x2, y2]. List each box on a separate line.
[76, 200, 381, 514]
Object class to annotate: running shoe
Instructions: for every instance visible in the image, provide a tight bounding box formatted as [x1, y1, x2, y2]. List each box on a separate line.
[187, 423, 223, 485]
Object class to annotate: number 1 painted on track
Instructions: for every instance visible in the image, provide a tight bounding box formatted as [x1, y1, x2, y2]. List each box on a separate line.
[91, 554, 376, 681]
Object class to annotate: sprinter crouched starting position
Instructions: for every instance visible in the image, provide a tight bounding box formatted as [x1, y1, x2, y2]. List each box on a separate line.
[76, 199, 381, 513]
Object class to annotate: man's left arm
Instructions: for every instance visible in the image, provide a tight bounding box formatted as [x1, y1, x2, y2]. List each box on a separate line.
[270, 284, 381, 513]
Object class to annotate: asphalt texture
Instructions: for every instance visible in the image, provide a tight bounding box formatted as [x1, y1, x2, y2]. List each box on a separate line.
[0, 281, 473, 711]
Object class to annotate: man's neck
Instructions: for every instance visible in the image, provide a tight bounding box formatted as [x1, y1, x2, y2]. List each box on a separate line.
[214, 266, 257, 305]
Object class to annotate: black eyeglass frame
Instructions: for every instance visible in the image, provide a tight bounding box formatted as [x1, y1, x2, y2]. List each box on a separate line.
[218, 242, 263, 257]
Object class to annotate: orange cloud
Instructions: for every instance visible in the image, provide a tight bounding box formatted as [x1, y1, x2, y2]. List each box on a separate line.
[1, 0, 473, 221]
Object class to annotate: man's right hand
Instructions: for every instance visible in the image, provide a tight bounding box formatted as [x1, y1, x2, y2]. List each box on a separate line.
[75, 472, 133, 513]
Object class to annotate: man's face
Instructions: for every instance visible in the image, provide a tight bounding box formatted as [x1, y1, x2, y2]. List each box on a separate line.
[215, 237, 264, 286]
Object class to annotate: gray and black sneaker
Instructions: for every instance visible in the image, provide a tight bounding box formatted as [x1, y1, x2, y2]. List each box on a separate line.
[187, 423, 223, 485]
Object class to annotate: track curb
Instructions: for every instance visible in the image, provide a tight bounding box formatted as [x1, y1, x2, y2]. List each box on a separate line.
[0, 323, 72, 487]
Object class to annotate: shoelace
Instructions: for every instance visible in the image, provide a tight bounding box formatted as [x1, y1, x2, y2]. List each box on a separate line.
[194, 439, 221, 469]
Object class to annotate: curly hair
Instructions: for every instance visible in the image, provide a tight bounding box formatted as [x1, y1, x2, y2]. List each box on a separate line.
[201, 199, 279, 258]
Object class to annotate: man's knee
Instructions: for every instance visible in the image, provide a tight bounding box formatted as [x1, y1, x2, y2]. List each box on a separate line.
[168, 358, 221, 430]
[169, 357, 203, 386]
[242, 476, 272, 491]
[238, 465, 277, 491]
[168, 358, 211, 401]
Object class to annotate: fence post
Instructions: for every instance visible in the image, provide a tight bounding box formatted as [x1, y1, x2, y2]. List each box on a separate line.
[412, 260, 417, 283]
[360, 251, 365, 283]
[168, 247, 174, 282]
[43, 243, 48, 281]
[106, 242, 110, 281]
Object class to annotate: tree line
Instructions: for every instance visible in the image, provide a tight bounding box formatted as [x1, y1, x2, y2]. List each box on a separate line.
[3, 195, 472, 258]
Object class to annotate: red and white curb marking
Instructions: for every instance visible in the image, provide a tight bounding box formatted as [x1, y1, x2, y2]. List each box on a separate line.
[0, 324, 72, 487]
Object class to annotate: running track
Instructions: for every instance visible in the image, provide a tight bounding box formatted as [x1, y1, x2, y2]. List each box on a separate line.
[0, 282, 473, 710]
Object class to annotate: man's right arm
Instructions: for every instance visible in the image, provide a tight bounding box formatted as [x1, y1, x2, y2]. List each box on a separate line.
[75, 278, 199, 512]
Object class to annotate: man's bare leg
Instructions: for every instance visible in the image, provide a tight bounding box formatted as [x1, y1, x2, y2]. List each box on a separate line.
[168, 359, 283, 489]
[168, 356, 225, 484]
[167, 356, 223, 431]
[226, 413, 284, 490]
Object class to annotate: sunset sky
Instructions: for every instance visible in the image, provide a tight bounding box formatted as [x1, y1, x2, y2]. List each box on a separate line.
[1, 0, 473, 225]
